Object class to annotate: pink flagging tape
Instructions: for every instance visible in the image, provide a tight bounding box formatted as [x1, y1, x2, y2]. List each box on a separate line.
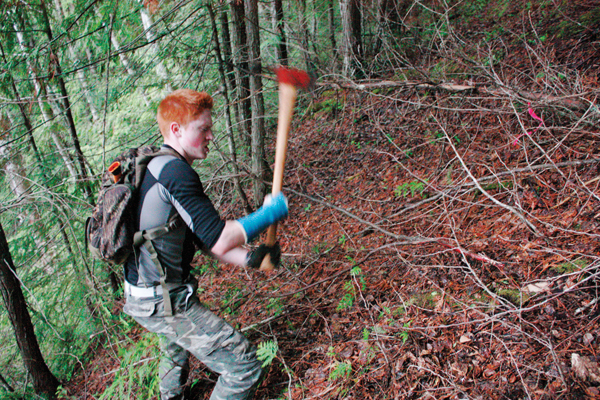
[513, 103, 545, 145]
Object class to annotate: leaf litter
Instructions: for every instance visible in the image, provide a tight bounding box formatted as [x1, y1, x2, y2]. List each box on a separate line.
[63, 4, 600, 399]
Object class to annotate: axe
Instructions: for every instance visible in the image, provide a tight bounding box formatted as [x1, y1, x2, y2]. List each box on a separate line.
[260, 66, 312, 272]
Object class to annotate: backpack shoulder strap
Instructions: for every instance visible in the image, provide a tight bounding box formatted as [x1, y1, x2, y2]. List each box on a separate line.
[130, 146, 186, 316]
[157, 146, 184, 160]
[134, 146, 184, 189]
[132, 213, 183, 317]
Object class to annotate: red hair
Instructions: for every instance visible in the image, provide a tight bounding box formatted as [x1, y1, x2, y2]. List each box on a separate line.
[157, 89, 213, 137]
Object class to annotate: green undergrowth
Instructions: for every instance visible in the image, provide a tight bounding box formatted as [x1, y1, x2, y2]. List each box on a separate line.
[553, 259, 589, 274]
[96, 332, 161, 400]
[306, 96, 345, 117]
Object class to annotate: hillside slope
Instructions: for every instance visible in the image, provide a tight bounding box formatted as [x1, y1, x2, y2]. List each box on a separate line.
[62, 2, 600, 399]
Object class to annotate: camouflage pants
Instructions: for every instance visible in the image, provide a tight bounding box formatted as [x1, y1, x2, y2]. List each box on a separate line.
[123, 284, 264, 400]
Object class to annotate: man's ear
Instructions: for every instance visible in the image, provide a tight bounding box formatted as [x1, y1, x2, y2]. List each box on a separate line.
[170, 122, 180, 138]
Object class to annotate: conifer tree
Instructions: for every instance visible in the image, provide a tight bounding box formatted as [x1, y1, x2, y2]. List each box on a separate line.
[0, 222, 59, 399]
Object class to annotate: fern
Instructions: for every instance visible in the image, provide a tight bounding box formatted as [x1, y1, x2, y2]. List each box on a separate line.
[329, 360, 352, 381]
[336, 292, 354, 311]
[400, 321, 412, 344]
[256, 340, 279, 368]
[394, 179, 428, 198]
[98, 333, 160, 399]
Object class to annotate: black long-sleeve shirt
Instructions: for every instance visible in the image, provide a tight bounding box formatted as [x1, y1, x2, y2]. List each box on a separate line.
[125, 145, 225, 287]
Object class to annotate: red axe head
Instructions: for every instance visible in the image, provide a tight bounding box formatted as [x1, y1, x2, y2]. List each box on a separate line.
[274, 66, 312, 89]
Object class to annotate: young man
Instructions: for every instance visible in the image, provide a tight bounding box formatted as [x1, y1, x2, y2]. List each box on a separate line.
[123, 89, 287, 400]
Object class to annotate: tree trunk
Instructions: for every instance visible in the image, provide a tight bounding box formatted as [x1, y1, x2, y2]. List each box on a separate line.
[110, 33, 136, 75]
[13, 15, 79, 181]
[339, 0, 363, 78]
[67, 44, 99, 122]
[39, 1, 94, 202]
[374, 0, 404, 55]
[51, 0, 98, 121]
[0, 371, 15, 394]
[84, 47, 98, 76]
[109, 30, 150, 106]
[1, 111, 60, 273]
[54, 0, 98, 77]
[94, 2, 150, 105]
[219, 10, 241, 127]
[0, 45, 38, 157]
[329, 0, 337, 53]
[272, 0, 288, 66]
[244, 0, 268, 206]
[229, 0, 252, 150]
[207, 4, 252, 214]
[0, 43, 48, 180]
[0, 144, 29, 202]
[297, 0, 316, 76]
[139, 0, 173, 92]
[0, 114, 31, 229]
[0, 222, 60, 399]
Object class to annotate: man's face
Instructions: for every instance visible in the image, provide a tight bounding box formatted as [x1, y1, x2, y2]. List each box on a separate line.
[177, 109, 213, 163]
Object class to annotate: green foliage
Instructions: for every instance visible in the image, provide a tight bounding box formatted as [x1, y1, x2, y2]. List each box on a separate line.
[328, 360, 352, 381]
[394, 179, 428, 198]
[221, 284, 245, 316]
[267, 297, 285, 316]
[580, 8, 600, 26]
[337, 291, 355, 311]
[497, 288, 530, 305]
[399, 321, 412, 344]
[326, 346, 336, 358]
[550, 8, 600, 40]
[481, 181, 514, 191]
[195, 259, 220, 276]
[98, 333, 161, 399]
[406, 292, 437, 309]
[307, 98, 345, 116]
[492, 0, 511, 19]
[553, 259, 589, 274]
[256, 340, 279, 368]
[312, 242, 330, 254]
[337, 266, 366, 311]
[351, 267, 366, 291]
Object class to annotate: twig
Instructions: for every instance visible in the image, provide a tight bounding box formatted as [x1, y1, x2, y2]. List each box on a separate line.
[435, 239, 504, 267]
[435, 115, 541, 236]
[241, 310, 290, 333]
[575, 298, 598, 316]
[102, 356, 158, 377]
[286, 188, 505, 267]
[322, 78, 591, 111]
[286, 188, 434, 245]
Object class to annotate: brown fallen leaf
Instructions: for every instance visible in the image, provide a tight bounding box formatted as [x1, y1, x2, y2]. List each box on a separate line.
[459, 334, 472, 344]
[584, 333, 595, 346]
[523, 281, 551, 294]
[571, 353, 600, 383]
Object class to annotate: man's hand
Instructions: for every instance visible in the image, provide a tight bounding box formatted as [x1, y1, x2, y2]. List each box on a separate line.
[236, 193, 288, 243]
[247, 243, 281, 269]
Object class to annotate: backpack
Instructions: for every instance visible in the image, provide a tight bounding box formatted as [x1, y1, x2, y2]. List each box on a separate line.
[85, 145, 184, 314]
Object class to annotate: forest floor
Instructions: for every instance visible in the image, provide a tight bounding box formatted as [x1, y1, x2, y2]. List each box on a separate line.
[62, 2, 600, 399]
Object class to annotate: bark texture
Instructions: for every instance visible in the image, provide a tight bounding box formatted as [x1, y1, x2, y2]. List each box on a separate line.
[0, 223, 59, 399]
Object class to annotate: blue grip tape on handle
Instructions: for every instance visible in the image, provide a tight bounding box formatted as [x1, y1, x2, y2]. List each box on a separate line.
[237, 193, 288, 243]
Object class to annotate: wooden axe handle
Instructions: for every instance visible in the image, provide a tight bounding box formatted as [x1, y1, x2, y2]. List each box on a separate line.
[259, 82, 298, 271]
